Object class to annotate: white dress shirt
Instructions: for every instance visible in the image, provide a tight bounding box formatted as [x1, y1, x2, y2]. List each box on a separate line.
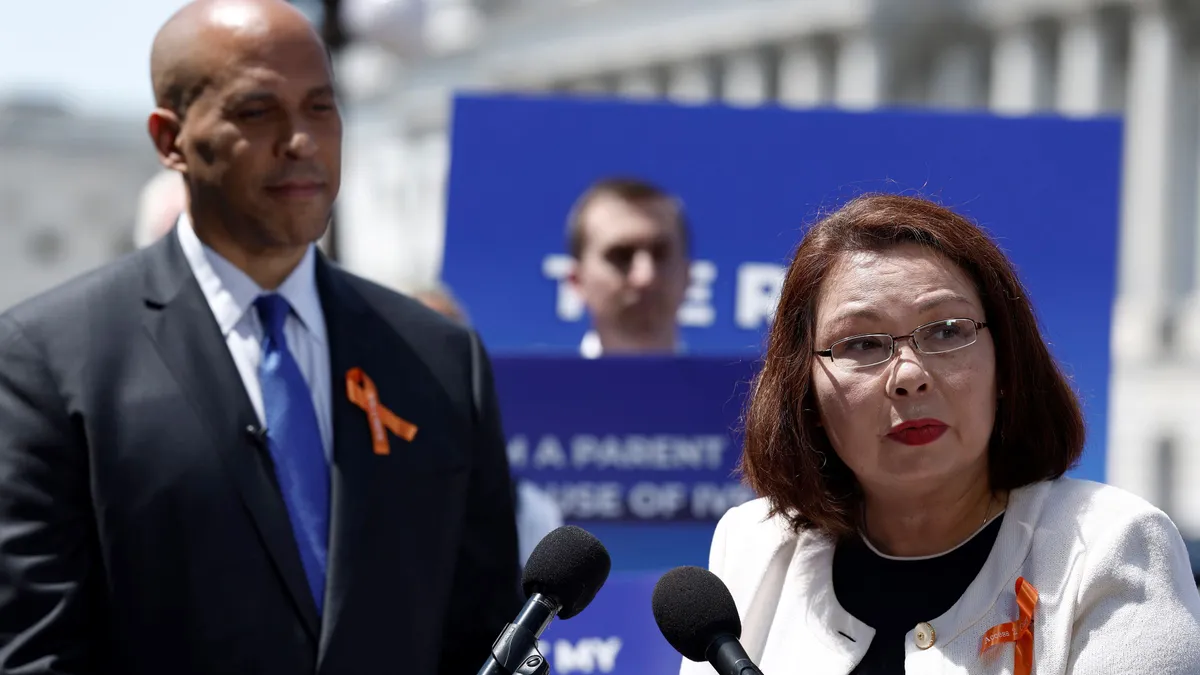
[579, 329, 686, 359]
[177, 214, 333, 459]
[515, 481, 565, 566]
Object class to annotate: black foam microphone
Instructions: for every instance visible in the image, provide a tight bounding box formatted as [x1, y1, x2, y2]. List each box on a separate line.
[652, 566, 764, 675]
[477, 525, 612, 675]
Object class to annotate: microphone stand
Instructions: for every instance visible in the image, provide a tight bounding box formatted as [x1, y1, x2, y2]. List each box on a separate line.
[483, 594, 556, 675]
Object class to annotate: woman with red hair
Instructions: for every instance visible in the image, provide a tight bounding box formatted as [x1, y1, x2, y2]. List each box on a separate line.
[681, 194, 1200, 674]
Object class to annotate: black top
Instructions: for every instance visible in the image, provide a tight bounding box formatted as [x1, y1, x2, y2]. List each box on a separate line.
[832, 514, 1005, 674]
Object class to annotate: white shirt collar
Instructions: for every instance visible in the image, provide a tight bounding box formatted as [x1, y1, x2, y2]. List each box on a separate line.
[579, 329, 686, 358]
[176, 212, 326, 343]
[580, 330, 603, 359]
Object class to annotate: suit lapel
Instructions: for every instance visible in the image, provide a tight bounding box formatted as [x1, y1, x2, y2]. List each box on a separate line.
[315, 259, 470, 665]
[140, 233, 322, 639]
[314, 260, 375, 653]
[758, 535, 866, 675]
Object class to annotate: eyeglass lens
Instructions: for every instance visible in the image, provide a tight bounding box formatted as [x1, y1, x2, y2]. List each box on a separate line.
[829, 319, 979, 368]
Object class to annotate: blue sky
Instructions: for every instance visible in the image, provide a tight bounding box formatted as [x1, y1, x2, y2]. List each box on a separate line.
[0, 0, 193, 117]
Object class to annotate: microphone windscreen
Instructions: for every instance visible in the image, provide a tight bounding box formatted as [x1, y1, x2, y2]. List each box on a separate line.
[652, 566, 742, 662]
[522, 525, 611, 620]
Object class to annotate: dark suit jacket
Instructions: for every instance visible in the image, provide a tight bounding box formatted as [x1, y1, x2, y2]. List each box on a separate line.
[0, 232, 522, 674]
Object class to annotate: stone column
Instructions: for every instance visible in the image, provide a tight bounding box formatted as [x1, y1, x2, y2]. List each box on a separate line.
[834, 30, 886, 110]
[665, 59, 716, 104]
[1113, 0, 1181, 355]
[568, 78, 610, 94]
[988, 20, 1052, 114]
[722, 49, 771, 107]
[1108, 0, 1185, 505]
[778, 40, 831, 107]
[616, 69, 660, 99]
[1056, 10, 1116, 116]
[929, 43, 987, 109]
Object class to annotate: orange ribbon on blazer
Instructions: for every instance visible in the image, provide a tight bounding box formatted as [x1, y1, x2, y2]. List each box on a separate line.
[980, 577, 1038, 675]
[345, 367, 417, 455]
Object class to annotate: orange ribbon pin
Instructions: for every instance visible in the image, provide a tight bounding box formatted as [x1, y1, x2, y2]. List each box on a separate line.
[980, 577, 1038, 675]
[345, 367, 417, 455]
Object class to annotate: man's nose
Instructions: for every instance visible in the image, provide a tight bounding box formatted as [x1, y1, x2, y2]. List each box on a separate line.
[280, 116, 319, 159]
[627, 250, 658, 288]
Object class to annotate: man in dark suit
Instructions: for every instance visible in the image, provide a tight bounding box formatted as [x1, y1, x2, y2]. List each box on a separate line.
[0, 1, 521, 673]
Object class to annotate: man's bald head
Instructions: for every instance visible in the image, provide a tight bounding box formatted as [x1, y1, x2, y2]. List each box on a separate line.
[146, 0, 343, 286]
[150, 0, 326, 117]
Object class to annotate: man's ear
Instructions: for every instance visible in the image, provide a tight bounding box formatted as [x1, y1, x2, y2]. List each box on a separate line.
[147, 108, 186, 172]
[565, 258, 581, 290]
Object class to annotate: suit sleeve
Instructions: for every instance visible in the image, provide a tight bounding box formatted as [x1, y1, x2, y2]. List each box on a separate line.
[1068, 508, 1200, 673]
[437, 330, 522, 675]
[0, 315, 98, 674]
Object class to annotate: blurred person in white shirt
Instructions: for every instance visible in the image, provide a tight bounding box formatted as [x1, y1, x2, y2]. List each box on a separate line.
[410, 281, 565, 565]
[565, 177, 690, 358]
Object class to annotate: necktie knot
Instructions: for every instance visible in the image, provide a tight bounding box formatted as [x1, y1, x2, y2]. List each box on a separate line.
[255, 293, 292, 342]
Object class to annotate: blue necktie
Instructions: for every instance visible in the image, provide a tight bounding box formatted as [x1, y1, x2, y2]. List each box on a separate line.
[255, 293, 330, 614]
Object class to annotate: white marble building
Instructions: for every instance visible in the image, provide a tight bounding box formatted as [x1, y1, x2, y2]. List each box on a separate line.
[334, 0, 1200, 534]
[0, 99, 161, 313]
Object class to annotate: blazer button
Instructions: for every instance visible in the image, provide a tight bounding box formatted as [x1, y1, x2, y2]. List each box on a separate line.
[914, 622, 936, 650]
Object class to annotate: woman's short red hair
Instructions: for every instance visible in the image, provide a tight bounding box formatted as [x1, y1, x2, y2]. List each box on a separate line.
[740, 194, 1085, 539]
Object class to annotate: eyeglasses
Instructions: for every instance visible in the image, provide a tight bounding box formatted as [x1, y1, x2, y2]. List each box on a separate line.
[814, 318, 989, 369]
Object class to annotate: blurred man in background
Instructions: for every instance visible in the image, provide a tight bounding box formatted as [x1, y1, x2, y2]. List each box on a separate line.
[133, 169, 188, 249]
[412, 281, 470, 325]
[566, 177, 690, 358]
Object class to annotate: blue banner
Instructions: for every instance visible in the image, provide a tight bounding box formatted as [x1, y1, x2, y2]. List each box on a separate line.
[536, 572, 679, 675]
[497, 356, 757, 524]
[447, 94, 1121, 485]
[495, 356, 756, 572]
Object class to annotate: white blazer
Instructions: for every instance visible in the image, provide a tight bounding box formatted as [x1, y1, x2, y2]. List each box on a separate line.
[679, 478, 1200, 674]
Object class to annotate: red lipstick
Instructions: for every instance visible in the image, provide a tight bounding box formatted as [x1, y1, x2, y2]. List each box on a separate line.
[887, 418, 948, 446]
